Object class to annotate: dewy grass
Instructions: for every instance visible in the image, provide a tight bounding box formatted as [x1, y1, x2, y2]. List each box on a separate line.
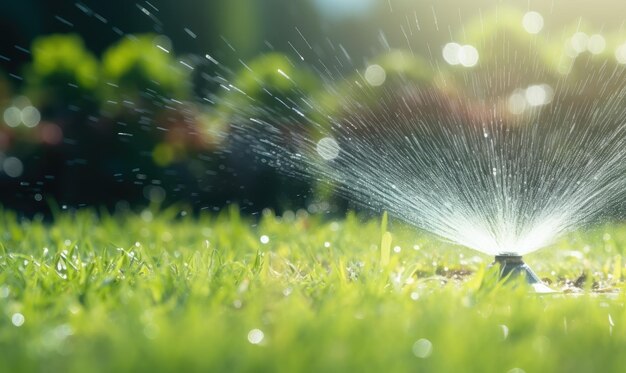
[1, 207, 626, 372]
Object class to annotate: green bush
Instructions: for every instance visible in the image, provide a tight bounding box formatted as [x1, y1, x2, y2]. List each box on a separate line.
[24, 34, 99, 108]
[101, 34, 190, 104]
[215, 52, 319, 121]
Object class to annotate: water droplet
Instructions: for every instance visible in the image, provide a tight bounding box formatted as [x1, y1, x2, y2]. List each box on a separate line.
[260, 235, 270, 244]
[442, 42, 461, 65]
[522, 11, 544, 34]
[442, 43, 479, 67]
[247, 328, 264, 344]
[316, 137, 340, 161]
[412, 338, 433, 358]
[508, 90, 527, 114]
[500, 324, 509, 340]
[140, 210, 153, 222]
[3, 106, 21, 127]
[3, 157, 23, 178]
[11, 313, 25, 327]
[587, 34, 606, 55]
[570, 32, 589, 54]
[21, 106, 41, 128]
[459, 45, 479, 67]
[615, 43, 626, 64]
[364, 64, 386, 86]
[277, 68, 291, 81]
[525, 84, 553, 106]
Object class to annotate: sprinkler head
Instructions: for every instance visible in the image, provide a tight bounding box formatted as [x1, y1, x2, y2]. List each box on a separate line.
[491, 254, 555, 293]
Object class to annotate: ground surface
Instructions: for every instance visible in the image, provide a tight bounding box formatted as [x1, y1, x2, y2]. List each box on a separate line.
[1, 207, 625, 372]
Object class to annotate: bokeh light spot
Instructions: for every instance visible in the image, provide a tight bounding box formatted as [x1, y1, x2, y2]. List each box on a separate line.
[11, 313, 25, 327]
[442, 42, 461, 65]
[3, 107, 21, 128]
[3, 157, 24, 178]
[522, 11, 544, 34]
[587, 34, 606, 55]
[247, 329, 264, 344]
[364, 64, 386, 86]
[21, 106, 41, 128]
[316, 137, 340, 160]
[412, 338, 433, 358]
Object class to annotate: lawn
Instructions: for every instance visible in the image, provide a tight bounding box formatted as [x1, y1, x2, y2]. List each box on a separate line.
[1, 206, 625, 372]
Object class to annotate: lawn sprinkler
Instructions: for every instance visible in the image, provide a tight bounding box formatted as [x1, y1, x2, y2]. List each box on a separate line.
[491, 254, 555, 293]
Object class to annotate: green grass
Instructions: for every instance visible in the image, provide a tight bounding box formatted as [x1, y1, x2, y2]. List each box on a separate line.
[1, 206, 626, 372]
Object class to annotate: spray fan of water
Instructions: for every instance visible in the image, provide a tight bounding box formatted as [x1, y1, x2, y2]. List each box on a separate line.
[218, 25, 626, 265]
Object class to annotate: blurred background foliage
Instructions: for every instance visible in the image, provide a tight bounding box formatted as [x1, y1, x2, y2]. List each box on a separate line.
[101, 34, 190, 104]
[26, 34, 99, 107]
[2, 0, 626, 215]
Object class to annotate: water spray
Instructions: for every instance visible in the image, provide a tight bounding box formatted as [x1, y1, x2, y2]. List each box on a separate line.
[220, 7, 626, 292]
[491, 254, 554, 293]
